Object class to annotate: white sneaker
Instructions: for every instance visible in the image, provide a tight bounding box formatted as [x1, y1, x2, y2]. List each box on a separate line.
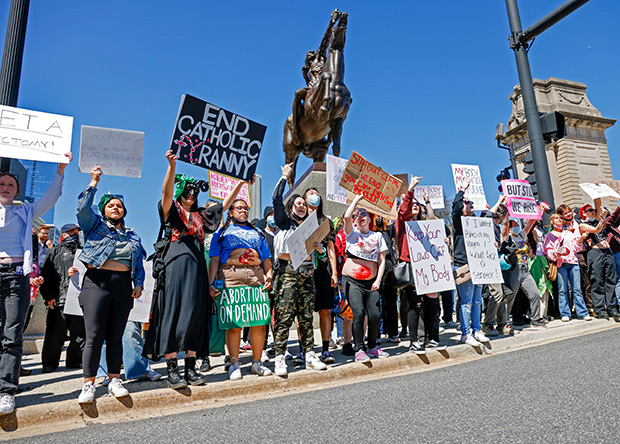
[473, 331, 490, 344]
[0, 394, 15, 415]
[261, 349, 270, 363]
[228, 361, 243, 380]
[274, 354, 288, 376]
[561, 316, 570, 322]
[583, 315, 593, 321]
[108, 378, 129, 398]
[251, 360, 272, 376]
[305, 351, 327, 370]
[461, 334, 481, 347]
[78, 381, 96, 403]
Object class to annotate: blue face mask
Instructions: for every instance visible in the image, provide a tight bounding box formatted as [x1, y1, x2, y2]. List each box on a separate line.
[587, 216, 596, 222]
[307, 194, 321, 207]
[266, 215, 276, 228]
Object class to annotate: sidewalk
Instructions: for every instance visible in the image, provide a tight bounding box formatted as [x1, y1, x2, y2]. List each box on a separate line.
[2, 317, 619, 438]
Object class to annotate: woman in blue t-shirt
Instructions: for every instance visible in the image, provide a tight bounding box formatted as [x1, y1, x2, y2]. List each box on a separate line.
[208, 198, 273, 380]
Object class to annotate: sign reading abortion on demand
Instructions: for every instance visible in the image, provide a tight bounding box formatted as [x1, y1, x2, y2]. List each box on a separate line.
[451, 164, 488, 211]
[79, 125, 144, 178]
[0, 104, 73, 163]
[170, 94, 267, 181]
[461, 217, 503, 285]
[208, 170, 252, 207]
[216, 285, 270, 329]
[501, 179, 541, 220]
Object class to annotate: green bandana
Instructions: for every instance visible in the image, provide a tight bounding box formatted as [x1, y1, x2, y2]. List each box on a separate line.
[173, 174, 195, 200]
[98, 194, 126, 215]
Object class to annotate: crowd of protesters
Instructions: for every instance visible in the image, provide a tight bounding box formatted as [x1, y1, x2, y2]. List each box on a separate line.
[1, 151, 619, 414]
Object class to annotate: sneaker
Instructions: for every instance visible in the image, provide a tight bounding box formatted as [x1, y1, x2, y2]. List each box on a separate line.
[320, 351, 336, 363]
[240, 341, 252, 352]
[284, 350, 294, 360]
[228, 361, 243, 380]
[144, 370, 162, 381]
[108, 378, 129, 398]
[0, 394, 15, 415]
[443, 320, 457, 328]
[387, 335, 401, 343]
[473, 331, 490, 344]
[482, 325, 499, 337]
[409, 341, 426, 355]
[595, 312, 610, 319]
[561, 316, 570, 322]
[329, 338, 337, 349]
[274, 355, 288, 376]
[78, 381, 96, 403]
[355, 349, 371, 363]
[341, 342, 355, 356]
[367, 346, 389, 359]
[251, 360, 272, 376]
[531, 319, 547, 328]
[335, 336, 344, 346]
[460, 334, 481, 347]
[292, 352, 305, 365]
[582, 315, 594, 321]
[261, 350, 270, 363]
[425, 340, 447, 351]
[199, 357, 212, 372]
[498, 324, 515, 336]
[305, 351, 327, 370]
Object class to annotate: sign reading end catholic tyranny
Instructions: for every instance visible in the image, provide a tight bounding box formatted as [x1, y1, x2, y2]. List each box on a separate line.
[216, 285, 270, 330]
[170, 94, 267, 181]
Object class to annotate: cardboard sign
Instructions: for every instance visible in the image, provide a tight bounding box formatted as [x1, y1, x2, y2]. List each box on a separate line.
[579, 182, 620, 200]
[305, 218, 332, 253]
[339, 151, 402, 213]
[326, 154, 348, 204]
[413, 185, 445, 209]
[501, 179, 541, 220]
[208, 170, 252, 207]
[169, 94, 266, 181]
[461, 217, 503, 285]
[79, 125, 144, 178]
[286, 212, 330, 270]
[345, 190, 398, 220]
[451, 164, 487, 211]
[0, 104, 73, 163]
[64, 252, 153, 323]
[216, 285, 270, 329]
[405, 219, 455, 295]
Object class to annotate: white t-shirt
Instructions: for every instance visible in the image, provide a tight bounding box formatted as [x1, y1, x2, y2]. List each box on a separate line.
[345, 228, 387, 262]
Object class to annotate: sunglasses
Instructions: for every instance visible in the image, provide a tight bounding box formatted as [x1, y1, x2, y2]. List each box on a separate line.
[233, 206, 249, 212]
[584, 208, 596, 213]
[464, 201, 474, 205]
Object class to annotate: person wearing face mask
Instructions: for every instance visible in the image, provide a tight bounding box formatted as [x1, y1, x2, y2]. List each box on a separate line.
[39, 223, 86, 373]
[75, 166, 146, 404]
[271, 163, 327, 376]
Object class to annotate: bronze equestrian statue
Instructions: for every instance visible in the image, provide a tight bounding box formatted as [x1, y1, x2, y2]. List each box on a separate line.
[283, 9, 352, 186]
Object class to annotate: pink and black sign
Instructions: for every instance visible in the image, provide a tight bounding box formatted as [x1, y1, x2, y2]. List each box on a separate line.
[501, 179, 541, 220]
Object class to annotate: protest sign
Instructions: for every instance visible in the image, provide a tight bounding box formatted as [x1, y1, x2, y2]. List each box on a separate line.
[339, 151, 402, 213]
[305, 218, 332, 253]
[461, 217, 503, 285]
[64, 253, 153, 323]
[501, 179, 541, 220]
[208, 170, 252, 207]
[405, 219, 455, 294]
[79, 125, 144, 178]
[0, 104, 73, 163]
[579, 182, 620, 200]
[451, 164, 487, 211]
[286, 212, 330, 269]
[414, 185, 445, 209]
[326, 154, 348, 204]
[345, 191, 398, 220]
[216, 285, 270, 329]
[169, 94, 266, 181]
[600, 180, 620, 196]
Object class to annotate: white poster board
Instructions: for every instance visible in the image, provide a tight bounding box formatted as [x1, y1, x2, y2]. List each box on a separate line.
[501, 179, 541, 220]
[579, 182, 620, 200]
[326, 154, 348, 204]
[0, 104, 73, 163]
[413, 185, 445, 209]
[79, 125, 144, 178]
[405, 219, 455, 294]
[451, 164, 487, 211]
[64, 252, 153, 323]
[461, 217, 503, 284]
[286, 211, 319, 270]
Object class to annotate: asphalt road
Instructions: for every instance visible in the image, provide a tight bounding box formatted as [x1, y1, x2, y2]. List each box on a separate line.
[14, 328, 620, 444]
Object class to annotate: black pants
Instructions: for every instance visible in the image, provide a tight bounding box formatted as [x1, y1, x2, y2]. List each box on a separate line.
[587, 248, 618, 315]
[343, 276, 381, 351]
[404, 285, 439, 343]
[41, 308, 85, 369]
[440, 290, 453, 323]
[80, 269, 134, 378]
[381, 283, 399, 338]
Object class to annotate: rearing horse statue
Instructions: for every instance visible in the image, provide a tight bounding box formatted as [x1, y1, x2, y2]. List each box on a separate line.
[283, 9, 352, 186]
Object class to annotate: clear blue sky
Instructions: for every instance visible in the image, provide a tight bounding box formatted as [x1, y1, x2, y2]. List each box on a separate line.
[1, 1, 618, 250]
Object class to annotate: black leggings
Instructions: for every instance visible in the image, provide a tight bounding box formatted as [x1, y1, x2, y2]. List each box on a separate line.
[80, 268, 134, 378]
[404, 285, 439, 343]
[343, 275, 381, 351]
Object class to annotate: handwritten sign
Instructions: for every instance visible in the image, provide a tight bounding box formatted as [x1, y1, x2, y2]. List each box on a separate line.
[414, 185, 445, 209]
[326, 154, 348, 204]
[0, 104, 73, 163]
[79, 125, 144, 178]
[216, 285, 270, 329]
[405, 219, 455, 294]
[170, 94, 266, 181]
[600, 180, 620, 196]
[501, 179, 541, 220]
[339, 151, 402, 213]
[305, 218, 332, 253]
[63, 252, 153, 323]
[461, 217, 503, 285]
[286, 212, 330, 270]
[345, 191, 398, 220]
[451, 164, 487, 211]
[208, 170, 252, 207]
[579, 182, 620, 200]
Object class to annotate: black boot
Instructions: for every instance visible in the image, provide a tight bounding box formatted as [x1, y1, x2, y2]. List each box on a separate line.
[199, 356, 211, 372]
[184, 357, 206, 386]
[166, 358, 187, 389]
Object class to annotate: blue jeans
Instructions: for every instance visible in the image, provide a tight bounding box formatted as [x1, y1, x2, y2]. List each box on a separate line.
[457, 278, 482, 336]
[97, 322, 151, 379]
[614, 252, 620, 303]
[557, 263, 588, 319]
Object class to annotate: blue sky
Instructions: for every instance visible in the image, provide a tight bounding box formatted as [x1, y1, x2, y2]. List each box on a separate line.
[1, 1, 618, 250]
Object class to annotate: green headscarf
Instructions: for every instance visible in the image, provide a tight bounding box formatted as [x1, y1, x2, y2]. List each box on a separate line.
[173, 173, 195, 200]
[98, 194, 126, 215]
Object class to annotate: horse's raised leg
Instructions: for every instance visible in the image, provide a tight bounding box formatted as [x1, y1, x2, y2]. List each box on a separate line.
[329, 118, 344, 157]
[283, 117, 301, 187]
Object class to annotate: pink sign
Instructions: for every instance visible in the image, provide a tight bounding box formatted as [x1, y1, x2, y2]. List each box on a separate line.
[501, 179, 541, 220]
[208, 171, 252, 206]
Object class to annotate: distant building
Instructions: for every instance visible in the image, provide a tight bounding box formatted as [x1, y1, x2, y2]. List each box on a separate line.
[19, 160, 58, 224]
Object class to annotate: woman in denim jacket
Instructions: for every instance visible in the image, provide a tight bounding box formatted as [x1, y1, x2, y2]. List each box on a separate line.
[75, 166, 146, 404]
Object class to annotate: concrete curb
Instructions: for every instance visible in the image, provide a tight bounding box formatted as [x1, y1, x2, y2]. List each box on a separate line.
[2, 319, 619, 437]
